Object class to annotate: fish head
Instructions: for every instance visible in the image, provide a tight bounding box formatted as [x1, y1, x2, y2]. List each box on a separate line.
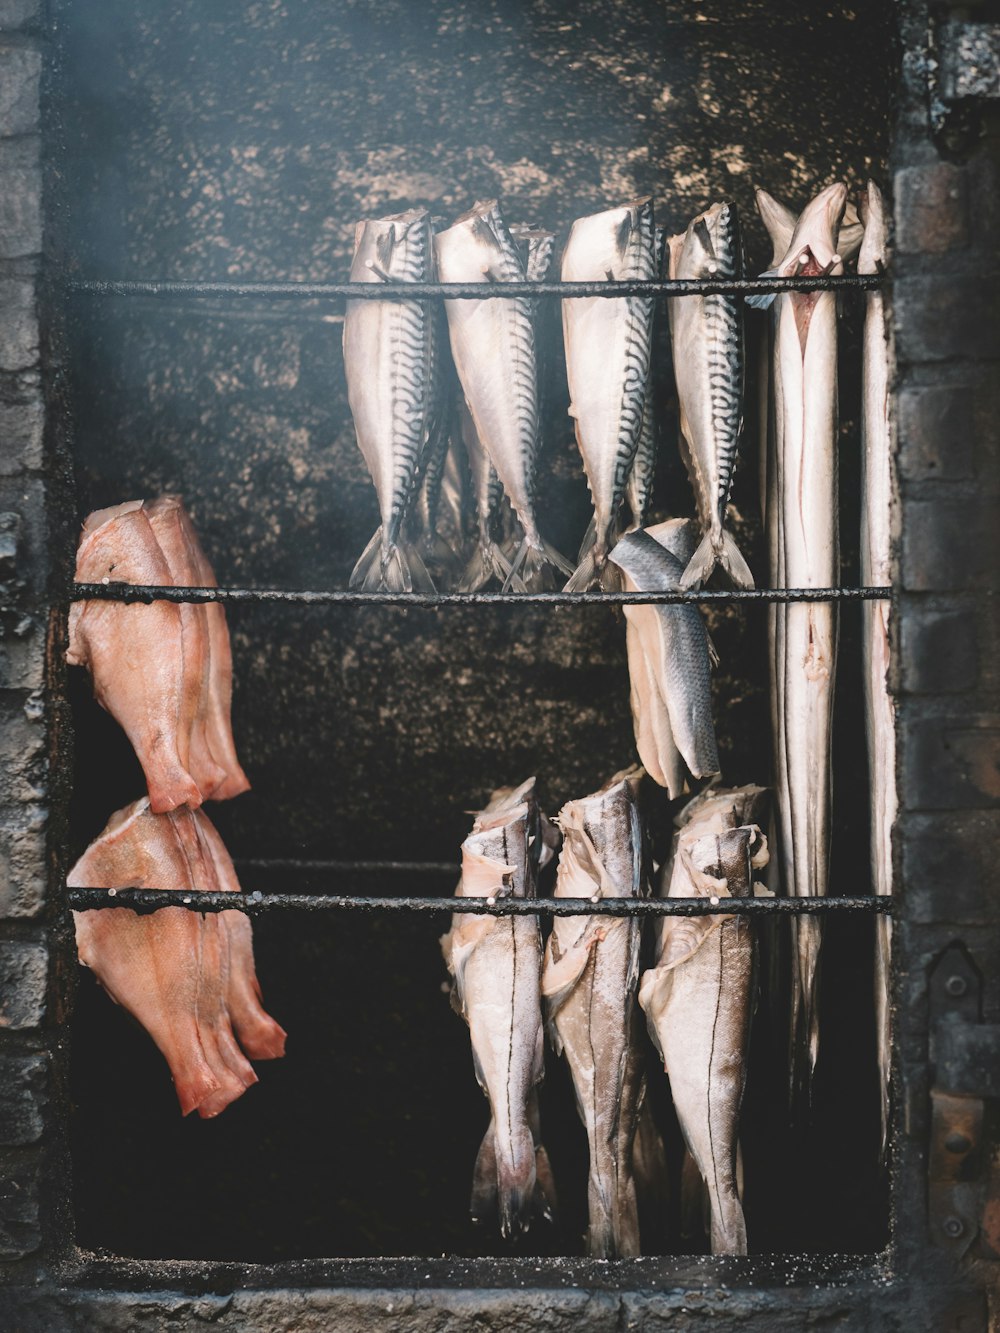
[349, 208, 433, 283]
[435, 199, 521, 283]
[561, 197, 654, 282]
[858, 180, 887, 276]
[775, 182, 848, 278]
[838, 200, 865, 265]
[754, 187, 796, 267]
[676, 201, 742, 280]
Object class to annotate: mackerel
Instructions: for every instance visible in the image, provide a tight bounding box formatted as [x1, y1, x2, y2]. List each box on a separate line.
[343, 208, 436, 592]
[436, 200, 571, 592]
[639, 785, 769, 1254]
[609, 520, 720, 796]
[859, 180, 895, 1154]
[667, 203, 753, 590]
[562, 199, 657, 590]
[542, 767, 657, 1258]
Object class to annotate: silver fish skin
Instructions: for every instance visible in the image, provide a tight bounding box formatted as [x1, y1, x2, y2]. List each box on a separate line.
[667, 203, 753, 591]
[623, 225, 668, 534]
[859, 180, 895, 1155]
[457, 399, 516, 591]
[344, 208, 437, 592]
[609, 520, 720, 794]
[639, 786, 769, 1255]
[509, 223, 557, 318]
[562, 198, 657, 590]
[756, 182, 846, 1085]
[542, 767, 654, 1258]
[440, 785, 553, 1237]
[436, 200, 571, 592]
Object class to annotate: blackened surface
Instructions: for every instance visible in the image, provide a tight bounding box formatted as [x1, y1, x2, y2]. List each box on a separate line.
[48, 0, 896, 1268]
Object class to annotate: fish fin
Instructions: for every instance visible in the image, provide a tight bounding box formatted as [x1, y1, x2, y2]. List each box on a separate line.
[459, 541, 521, 592]
[470, 1123, 499, 1225]
[563, 547, 599, 593]
[675, 521, 753, 592]
[497, 1123, 537, 1238]
[349, 527, 382, 589]
[418, 529, 463, 572]
[533, 1144, 558, 1223]
[506, 537, 574, 593]
[745, 268, 780, 310]
[374, 543, 437, 594]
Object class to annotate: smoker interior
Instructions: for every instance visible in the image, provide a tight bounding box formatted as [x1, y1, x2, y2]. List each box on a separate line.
[55, 0, 893, 1260]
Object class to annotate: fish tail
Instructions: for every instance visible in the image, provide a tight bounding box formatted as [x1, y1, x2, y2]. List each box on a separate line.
[359, 541, 437, 594]
[459, 540, 524, 593]
[563, 547, 599, 593]
[470, 1123, 498, 1226]
[418, 528, 462, 572]
[495, 1122, 537, 1239]
[348, 526, 382, 590]
[505, 535, 573, 593]
[533, 1143, 558, 1223]
[678, 528, 754, 591]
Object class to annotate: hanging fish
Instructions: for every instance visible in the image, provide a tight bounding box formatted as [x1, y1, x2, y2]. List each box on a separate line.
[609, 520, 720, 797]
[751, 182, 847, 1085]
[859, 179, 895, 1155]
[639, 785, 769, 1255]
[562, 198, 657, 590]
[440, 781, 556, 1237]
[344, 208, 437, 593]
[542, 767, 660, 1258]
[667, 203, 753, 590]
[436, 200, 572, 592]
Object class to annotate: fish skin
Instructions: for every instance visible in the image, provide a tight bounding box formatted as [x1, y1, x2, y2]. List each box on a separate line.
[436, 200, 571, 592]
[859, 180, 895, 1155]
[441, 784, 552, 1237]
[610, 521, 720, 793]
[67, 502, 203, 814]
[344, 208, 437, 593]
[543, 767, 658, 1258]
[756, 183, 847, 1084]
[639, 785, 769, 1255]
[457, 398, 517, 590]
[69, 800, 285, 1117]
[562, 199, 657, 589]
[668, 204, 753, 591]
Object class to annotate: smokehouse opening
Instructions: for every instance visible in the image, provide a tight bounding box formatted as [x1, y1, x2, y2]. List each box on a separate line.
[55, 0, 895, 1263]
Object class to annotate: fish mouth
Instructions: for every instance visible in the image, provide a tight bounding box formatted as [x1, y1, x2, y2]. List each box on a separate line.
[778, 182, 847, 275]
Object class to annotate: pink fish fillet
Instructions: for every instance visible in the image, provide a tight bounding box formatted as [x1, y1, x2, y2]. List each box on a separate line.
[67, 502, 202, 814]
[69, 799, 285, 1117]
[144, 496, 228, 800]
[172, 502, 251, 801]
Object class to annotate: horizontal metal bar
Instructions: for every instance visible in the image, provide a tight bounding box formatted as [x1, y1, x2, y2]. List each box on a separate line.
[66, 888, 893, 917]
[70, 582, 891, 606]
[66, 275, 882, 301]
[234, 857, 458, 874]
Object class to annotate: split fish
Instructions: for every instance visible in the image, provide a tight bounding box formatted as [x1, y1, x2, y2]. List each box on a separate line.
[344, 208, 437, 593]
[667, 203, 753, 590]
[145, 496, 251, 802]
[436, 200, 571, 592]
[752, 182, 847, 1084]
[609, 520, 720, 796]
[639, 785, 769, 1255]
[67, 501, 203, 814]
[69, 798, 285, 1117]
[562, 198, 657, 590]
[542, 766, 659, 1258]
[859, 180, 895, 1155]
[440, 780, 555, 1236]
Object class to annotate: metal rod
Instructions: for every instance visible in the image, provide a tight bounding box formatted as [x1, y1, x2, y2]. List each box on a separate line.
[66, 275, 883, 301]
[66, 888, 894, 917]
[234, 858, 458, 874]
[70, 582, 891, 607]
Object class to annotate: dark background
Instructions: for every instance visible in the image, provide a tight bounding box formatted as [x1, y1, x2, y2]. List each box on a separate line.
[51, 0, 893, 1260]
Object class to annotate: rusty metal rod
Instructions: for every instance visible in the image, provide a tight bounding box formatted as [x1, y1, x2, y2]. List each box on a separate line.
[66, 888, 894, 917]
[70, 583, 891, 606]
[66, 274, 883, 301]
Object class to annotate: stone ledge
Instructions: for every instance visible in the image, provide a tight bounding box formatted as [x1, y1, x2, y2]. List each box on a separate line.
[0, 940, 46, 1028]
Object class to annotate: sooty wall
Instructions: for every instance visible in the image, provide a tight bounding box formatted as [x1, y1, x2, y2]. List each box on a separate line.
[53, 0, 893, 1259]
